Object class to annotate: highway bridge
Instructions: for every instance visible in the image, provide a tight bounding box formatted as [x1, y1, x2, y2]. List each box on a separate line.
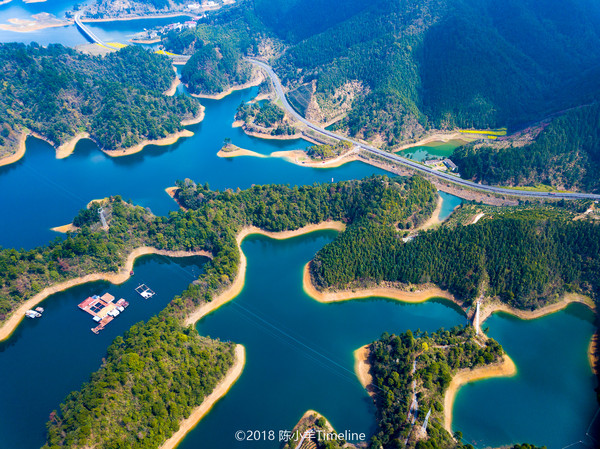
[247, 58, 600, 201]
[74, 12, 190, 63]
[74, 13, 110, 48]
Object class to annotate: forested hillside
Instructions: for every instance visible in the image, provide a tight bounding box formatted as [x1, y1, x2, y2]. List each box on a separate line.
[235, 100, 297, 136]
[165, 7, 265, 95]
[44, 317, 235, 448]
[369, 328, 503, 448]
[253, 0, 371, 42]
[311, 218, 600, 310]
[0, 175, 435, 324]
[0, 175, 438, 448]
[265, 0, 600, 146]
[0, 44, 200, 158]
[452, 104, 600, 192]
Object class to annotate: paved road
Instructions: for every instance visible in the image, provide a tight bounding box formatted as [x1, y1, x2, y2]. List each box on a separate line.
[75, 12, 190, 63]
[75, 13, 109, 47]
[247, 58, 600, 201]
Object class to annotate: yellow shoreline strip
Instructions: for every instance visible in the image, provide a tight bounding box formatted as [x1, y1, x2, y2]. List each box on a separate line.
[443, 354, 517, 433]
[159, 345, 246, 449]
[0, 247, 213, 342]
[183, 222, 346, 327]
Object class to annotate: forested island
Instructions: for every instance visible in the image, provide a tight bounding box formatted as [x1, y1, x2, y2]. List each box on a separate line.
[368, 327, 503, 448]
[44, 317, 235, 448]
[235, 100, 298, 137]
[0, 175, 437, 448]
[0, 174, 596, 447]
[0, 43, 200, 162]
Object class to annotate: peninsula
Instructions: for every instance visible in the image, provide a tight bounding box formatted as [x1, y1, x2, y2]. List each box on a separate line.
[0, 44, 201, 166]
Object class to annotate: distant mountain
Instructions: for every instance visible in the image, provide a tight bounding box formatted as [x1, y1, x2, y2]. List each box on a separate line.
[253, 0, 372, 42]
[258, 0, 600, 147]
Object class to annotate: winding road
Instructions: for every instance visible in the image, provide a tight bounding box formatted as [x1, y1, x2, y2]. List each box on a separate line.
[247, 58, 600, 201]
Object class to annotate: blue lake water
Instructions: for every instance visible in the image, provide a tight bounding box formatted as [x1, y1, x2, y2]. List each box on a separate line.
[0, 254, 208, 449]
[0, 13, 596, 449]
[0, 85, 389, 249]
[453, 304, 598, 448]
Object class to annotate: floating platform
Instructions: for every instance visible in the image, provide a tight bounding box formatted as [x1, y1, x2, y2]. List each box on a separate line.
[25, 310, 41, 318]
[78, 293, 129, 334]
[135, 284, 155, 299]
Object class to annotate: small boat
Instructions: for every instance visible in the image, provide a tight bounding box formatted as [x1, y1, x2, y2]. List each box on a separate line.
[130, 270, 134, 276]
[25, 310, 41, 318]
[35, 307, 44, 313]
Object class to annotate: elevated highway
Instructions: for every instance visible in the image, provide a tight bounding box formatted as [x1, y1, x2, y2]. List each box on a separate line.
[74, 13, 110, 48]
[74, 13, 190, 63]
[247, 58, 600, 201]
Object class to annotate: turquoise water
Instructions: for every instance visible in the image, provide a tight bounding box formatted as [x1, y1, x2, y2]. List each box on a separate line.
[453, 304, 598, 448]
[0, 0, 75, 22]
[0, 86, 388, 249]
[182, 231, 467, 448]
[398, 141, 463, 162]
[0, 254, 209, 449]
[438, 191, 463, 221]
[0, 17, 596, 449]
[0, 5, 187, 46]
[85, 16, 190, 45]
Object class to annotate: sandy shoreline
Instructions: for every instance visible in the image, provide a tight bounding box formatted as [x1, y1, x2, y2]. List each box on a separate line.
[414, 194, 442, 231]
[1, 118, 201, 167]
[190, 68, 265, 100]
[0, 17, 71, 33]
[0, 133, 27, 167]
[589, 332, 598, 375]
[164, 77, 181, 96]
[303, 263, 455, 304]
[51, 223, 78, 233]
[354, 345, 374, 397]
[159, 344, 245, 449]
[181, 105, 206, 126]
[56, 132, 90, 159]
[181, 107, 205, 126]
[102, 130, 194, 157]
[0, 247, 212, 342]
[183, 222, 346, 327]
[444, 354, 516, 433]
[478, 293, 595, 331]
[130, 38, 161, 44]
[164, 186, 188, 211]
[242, 129, 303, 140]
[217, 148, 266, 158]
[271, 148, 361, 169]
